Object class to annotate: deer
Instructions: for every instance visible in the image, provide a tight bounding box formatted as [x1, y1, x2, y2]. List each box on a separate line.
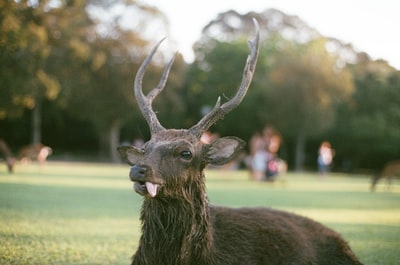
[371, 160, 400, 192]
[117, 19, 363, 265]
[0, 138, 16, 173]
[18, 143, 52, 164]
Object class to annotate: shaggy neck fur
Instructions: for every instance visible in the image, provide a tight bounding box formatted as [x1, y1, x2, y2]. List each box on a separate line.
[133, 171, 214, 265]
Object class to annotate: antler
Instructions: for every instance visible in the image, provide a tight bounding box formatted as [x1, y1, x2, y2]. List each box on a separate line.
[135, 19, 259, 137]
[134, 38, 176, 134]
[189, 18, 260, 138]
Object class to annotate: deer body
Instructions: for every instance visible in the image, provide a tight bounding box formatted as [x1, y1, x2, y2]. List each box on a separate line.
[371, 160, 400, 191]
[0, 139, 16, 173]
[118, 20, 363, 265]
[18, 143, 52, 164]
[120, 130, 361, 265]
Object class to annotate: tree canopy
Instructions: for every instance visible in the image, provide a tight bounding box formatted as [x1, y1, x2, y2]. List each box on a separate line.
[187, 10, 356, 170]
[1, 6, 399, 170]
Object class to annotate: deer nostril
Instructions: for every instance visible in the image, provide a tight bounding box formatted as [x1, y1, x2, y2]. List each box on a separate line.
[129, 165, 148, 181]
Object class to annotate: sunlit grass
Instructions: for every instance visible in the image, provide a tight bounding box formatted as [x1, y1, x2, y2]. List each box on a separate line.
[0, 162, 399, 264]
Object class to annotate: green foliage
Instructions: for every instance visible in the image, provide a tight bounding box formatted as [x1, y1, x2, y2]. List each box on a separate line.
[0, 163, 399, 264]
[265, 38, 354, 138]
[330, 63, 400, 168]
[1, 6, 399, 168]
[0, 0, 184, 159]
[185, 39, 256, 134]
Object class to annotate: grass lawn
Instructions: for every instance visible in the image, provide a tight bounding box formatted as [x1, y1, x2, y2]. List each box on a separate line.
[0, 162, 399, 265]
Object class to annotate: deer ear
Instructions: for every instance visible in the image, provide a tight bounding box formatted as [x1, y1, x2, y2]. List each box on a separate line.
[117, 146, 143, 165]
[206, 136, 245, 165]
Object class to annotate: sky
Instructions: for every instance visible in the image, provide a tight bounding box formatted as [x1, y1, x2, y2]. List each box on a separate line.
[142, 0, 400, 70]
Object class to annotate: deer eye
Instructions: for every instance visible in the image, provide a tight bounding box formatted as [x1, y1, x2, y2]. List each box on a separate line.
[180, 150, 192, 160]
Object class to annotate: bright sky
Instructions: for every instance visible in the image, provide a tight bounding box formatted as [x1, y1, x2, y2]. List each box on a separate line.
[142, 0, 400, 70]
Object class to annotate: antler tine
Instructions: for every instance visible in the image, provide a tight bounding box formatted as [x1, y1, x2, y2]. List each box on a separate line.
[190, 18, 260, 138]
[135, 38, 176, 134]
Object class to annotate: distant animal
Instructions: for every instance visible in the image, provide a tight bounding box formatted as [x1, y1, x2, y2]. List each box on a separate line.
[118, 19, 363, 265]
[0, 139, 16, 173]
[18, 143, 52, 163]
[371, 160, 400, 191]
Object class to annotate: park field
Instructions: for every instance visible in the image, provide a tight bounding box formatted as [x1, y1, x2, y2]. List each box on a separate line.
[0, 162, 399, 265]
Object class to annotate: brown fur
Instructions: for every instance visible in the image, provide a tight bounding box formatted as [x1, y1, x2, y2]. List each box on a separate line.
[117, 20, 362, 265]
[0, 139, 15, 173]
[18, 143, 52, 163]
[371, 160, 400, 191]
[118, 130, 363, 265]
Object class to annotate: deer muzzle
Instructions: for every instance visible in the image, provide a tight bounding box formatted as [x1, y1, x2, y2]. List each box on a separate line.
[129, 165, 148, 181]
[129, 165, 160, 198]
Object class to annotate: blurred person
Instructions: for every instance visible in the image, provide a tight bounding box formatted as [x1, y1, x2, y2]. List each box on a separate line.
[249, 132, 265, 180]
[262, 126, 282, 181]
[318, 141, 334, 175]
[250, 126, 285, 181]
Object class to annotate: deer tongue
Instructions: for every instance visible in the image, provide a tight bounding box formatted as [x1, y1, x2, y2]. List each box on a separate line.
[145, 182, 159, 197]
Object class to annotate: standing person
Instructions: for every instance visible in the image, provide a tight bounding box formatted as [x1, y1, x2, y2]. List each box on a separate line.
[250, 126, 284, 181]
[249, 132, 267, 180]
[263, 126, 282, 181]
[318, 141, 335, 175]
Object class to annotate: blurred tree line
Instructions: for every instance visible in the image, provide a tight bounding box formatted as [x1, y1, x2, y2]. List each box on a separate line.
[1, 2, 399, 171]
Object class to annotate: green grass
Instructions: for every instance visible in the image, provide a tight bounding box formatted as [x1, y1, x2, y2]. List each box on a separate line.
[0, 162, 399, 265]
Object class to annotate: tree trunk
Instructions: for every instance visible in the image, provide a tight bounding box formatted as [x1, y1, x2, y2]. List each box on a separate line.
[109, 119, 121, 163]
[294, 132, 306, 171]
[31, 101, 42, 144]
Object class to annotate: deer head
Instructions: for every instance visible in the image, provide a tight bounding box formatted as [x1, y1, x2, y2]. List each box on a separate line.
[118, 19, 259, 199]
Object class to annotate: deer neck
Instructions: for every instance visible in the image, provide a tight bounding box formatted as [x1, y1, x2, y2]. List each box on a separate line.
[137, 171, 213, 264]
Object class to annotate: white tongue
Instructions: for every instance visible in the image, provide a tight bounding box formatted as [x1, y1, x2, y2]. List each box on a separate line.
[145, 182, 159, 197]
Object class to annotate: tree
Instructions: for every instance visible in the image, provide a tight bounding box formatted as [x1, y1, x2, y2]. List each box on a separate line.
[188, 9, 355, 170]
[1, 0, 183, 161]
[186, 39, 243, 126]
[0, 0, 94, 144]
[331, 58, 400, 169]
[265, 38, 354, 170]
[1, 1, 50, 143]
[64, 1, 187, 161]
